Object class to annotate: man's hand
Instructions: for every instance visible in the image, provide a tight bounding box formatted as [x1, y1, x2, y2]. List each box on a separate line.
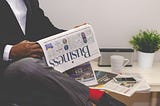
[10, 40, 43, 60]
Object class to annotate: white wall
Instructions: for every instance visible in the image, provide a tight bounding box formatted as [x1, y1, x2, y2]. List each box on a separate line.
[39, 0, 160, 49]
[39, 0, 160, 62]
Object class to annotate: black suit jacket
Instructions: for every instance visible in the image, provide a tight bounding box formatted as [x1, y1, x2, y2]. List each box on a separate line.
[0, 0, 65, 69]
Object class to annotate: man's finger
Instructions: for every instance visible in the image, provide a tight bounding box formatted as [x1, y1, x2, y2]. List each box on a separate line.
[30, 43, 41, 49]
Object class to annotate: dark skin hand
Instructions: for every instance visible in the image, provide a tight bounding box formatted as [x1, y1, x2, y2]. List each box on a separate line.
[9, 23, 88, 60]
[10, 40, 43, 60]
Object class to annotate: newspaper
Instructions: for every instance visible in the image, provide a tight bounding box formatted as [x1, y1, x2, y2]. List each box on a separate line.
[63, 62, 98, 86]
[37, 24, 101, 72]
[91, 70, 151, 97]
[93, 70, 117, 85]
[121, 72, 151, 93]
[37, 24, 100, 86]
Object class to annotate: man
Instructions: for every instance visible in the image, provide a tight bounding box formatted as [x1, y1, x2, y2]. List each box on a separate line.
[0, 0, 126, 106]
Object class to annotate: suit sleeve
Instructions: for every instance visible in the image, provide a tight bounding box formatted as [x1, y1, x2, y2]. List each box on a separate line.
[29, 0, 66, 39]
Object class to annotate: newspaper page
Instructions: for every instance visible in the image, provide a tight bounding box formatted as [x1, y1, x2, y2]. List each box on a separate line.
[37, 24, 101, 73]
[121, 72, 151, 93]
[63, 62, 98, 86]
[91, 70, 151, 97]
[93, 70, 118, 86]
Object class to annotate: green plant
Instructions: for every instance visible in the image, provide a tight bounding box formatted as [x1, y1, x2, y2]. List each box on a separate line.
[129, 30, 160, 53]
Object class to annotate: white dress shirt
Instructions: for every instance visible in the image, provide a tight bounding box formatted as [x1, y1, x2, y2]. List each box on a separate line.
[3, 0, 27, 61]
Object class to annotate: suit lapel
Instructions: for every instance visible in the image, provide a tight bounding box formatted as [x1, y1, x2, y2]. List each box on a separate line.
[3, 0, 32, 36]
[2, 0, 25, 36]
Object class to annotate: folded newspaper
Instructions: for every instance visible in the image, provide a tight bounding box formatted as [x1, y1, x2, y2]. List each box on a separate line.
[37, 24, 100, 86]
[64, 62, 98, 86]
[91, 70, 151, 97]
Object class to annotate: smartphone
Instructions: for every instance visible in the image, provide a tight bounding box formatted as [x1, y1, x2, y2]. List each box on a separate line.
[113, 77, 136, 82]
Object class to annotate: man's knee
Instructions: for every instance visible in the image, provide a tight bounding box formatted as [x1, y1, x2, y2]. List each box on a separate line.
[4, 58, 39, 77]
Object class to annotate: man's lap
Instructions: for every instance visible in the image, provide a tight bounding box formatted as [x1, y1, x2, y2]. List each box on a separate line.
[1, 57, 92, 106]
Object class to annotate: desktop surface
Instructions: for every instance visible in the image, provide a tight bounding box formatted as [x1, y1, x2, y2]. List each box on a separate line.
[91, 61, 160, 92]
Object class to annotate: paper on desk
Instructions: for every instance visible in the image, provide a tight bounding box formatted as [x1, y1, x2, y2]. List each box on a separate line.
[121, 72, 151, 92]
[136, 80, 151, 92]
[64, 62, 98, 86]
[91, 71, 151, 97]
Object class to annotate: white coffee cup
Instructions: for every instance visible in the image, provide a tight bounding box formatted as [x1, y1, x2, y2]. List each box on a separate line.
[110, 55, 129, 72]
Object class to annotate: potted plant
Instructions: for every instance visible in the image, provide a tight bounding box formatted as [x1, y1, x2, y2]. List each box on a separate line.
[129, 29, 160, 68]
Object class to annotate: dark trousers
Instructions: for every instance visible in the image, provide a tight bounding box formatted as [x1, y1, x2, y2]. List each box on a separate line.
[0, 58, 92, 106]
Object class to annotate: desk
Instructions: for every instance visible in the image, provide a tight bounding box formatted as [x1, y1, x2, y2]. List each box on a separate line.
[91, 61, 160, 106]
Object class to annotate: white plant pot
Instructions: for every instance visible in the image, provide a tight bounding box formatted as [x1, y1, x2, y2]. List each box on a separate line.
[137, 51, 155, 68]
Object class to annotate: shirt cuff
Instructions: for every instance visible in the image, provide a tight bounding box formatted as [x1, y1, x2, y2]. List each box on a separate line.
[3, 45, 13, 61]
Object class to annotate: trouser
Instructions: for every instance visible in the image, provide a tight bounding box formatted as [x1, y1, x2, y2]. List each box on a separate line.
[0, 57, 92, 106]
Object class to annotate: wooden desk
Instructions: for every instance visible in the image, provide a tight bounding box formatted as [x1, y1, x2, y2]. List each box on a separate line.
[91, 61, 160, 106]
